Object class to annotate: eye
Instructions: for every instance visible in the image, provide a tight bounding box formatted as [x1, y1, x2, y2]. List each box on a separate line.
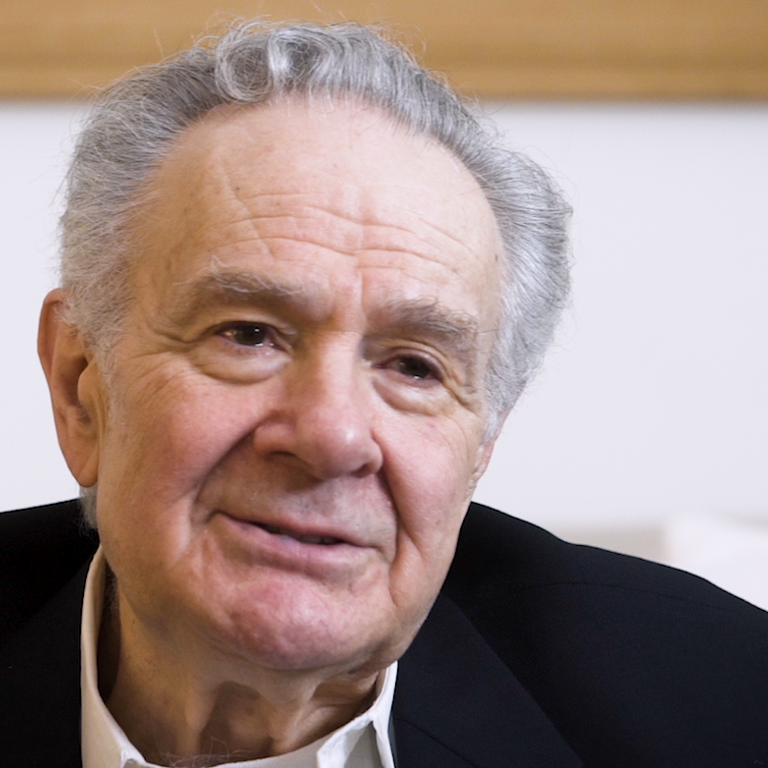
[218, 322, 275, 348]
[393, 355, 438, 381]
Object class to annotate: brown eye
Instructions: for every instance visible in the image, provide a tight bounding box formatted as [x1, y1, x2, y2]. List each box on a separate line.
[396, 356, 435, 380]
[220, 323, 271, 347]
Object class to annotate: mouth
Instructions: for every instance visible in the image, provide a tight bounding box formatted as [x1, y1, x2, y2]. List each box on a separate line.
[254, 522, 343, 546]
[217, 509, 350, 547]
[212, 510, 373, 577]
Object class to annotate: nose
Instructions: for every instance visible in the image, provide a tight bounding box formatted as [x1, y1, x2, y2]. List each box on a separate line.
[252, 351, 383, 480]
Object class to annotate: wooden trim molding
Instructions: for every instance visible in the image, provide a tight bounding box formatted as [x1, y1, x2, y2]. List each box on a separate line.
[2, 0, 767, 99]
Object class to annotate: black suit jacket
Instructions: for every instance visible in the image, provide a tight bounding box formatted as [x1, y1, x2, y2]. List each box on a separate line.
[2, 500, 767, 767]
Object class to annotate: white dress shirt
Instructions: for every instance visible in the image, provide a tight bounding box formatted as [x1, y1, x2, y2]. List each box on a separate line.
[81, 548, 398, 768]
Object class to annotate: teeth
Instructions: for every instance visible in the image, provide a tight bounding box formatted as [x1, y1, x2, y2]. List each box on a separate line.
[260, 523, 340, 545]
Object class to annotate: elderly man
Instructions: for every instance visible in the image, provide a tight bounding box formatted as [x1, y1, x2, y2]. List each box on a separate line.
[1, 20, 766, 768]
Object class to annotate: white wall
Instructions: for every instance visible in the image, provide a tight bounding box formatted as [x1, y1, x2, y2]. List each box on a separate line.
[475, 103, 768, 530]
[1, 103, 84, 510]
[2, 101, 767, 533]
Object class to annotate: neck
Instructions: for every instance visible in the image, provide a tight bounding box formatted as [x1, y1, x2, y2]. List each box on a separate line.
[99, 588, 379, 765]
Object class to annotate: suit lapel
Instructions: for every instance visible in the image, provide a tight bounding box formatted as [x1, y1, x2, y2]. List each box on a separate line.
[393, 593, 582, 768]
[0, 558, 89, 768]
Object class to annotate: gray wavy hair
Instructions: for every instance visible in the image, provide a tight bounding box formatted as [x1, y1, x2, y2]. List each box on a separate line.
[63, 21, 570, 521]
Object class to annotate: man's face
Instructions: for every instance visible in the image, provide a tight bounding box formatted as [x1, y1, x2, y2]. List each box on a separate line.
[79, 100, 503, 678]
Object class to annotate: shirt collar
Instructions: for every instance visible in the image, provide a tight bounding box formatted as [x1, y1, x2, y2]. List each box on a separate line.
[81, 547, 397, 768]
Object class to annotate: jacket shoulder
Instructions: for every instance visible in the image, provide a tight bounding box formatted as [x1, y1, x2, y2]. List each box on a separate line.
[448, 502, 765, 614]
[445, 503, 768, 765]
[0, 499, 98, 639]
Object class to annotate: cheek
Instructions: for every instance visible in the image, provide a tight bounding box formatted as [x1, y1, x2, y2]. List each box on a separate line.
[384, 414, 481, 586]
[96, 371, 260, 539]
[392, 411, 482, 503]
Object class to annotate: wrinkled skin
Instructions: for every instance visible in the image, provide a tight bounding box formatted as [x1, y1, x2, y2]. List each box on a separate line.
[40, 99, 504, 759]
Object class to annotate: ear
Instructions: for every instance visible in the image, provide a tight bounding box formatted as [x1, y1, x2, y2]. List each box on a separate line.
[38, 289, 103, 487]
[470, 414, 508, 488]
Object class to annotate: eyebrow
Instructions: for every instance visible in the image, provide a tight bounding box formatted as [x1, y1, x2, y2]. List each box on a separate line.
[369, 297, 482, 378]
[168, 268, 485, 375]
[167, 269, 310, 325]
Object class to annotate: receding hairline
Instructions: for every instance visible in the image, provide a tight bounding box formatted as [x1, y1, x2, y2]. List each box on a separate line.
[125, 94, 505, 318]
[141, 94, 501, 214]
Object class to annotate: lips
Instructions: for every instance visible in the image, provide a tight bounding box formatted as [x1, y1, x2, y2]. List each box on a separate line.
[256, 522, 343, 546]
[211, 509, 374, 579]
[216, 509, 352, 547]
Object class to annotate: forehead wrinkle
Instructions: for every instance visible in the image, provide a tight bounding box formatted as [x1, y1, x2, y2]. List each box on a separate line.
[199, 209, 476, 271]
[225, 175, 487, 263]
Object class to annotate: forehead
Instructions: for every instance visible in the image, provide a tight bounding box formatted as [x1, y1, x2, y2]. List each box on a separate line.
[135, 99, 502, 318]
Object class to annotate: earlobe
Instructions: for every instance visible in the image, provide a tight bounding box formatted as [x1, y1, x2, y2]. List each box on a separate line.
[38, 289, 102, 487]
[470, 416, 508, 487]
[471, 441, 496, 486]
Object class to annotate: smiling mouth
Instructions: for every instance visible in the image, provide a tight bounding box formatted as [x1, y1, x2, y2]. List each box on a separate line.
[255, 522, 343, 546]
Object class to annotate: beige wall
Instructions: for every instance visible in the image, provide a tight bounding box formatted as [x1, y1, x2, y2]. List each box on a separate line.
[2, 1, 767, 98]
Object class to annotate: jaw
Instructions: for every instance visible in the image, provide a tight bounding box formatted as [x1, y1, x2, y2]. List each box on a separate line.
[103, 566, 396, 762]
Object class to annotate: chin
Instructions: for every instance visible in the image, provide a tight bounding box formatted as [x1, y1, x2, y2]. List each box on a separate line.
[220, 620, 389, 678]
[198, 583, 395, 677]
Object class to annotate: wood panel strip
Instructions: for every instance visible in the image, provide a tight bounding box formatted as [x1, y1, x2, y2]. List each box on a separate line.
[1, 0, 767, 99]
